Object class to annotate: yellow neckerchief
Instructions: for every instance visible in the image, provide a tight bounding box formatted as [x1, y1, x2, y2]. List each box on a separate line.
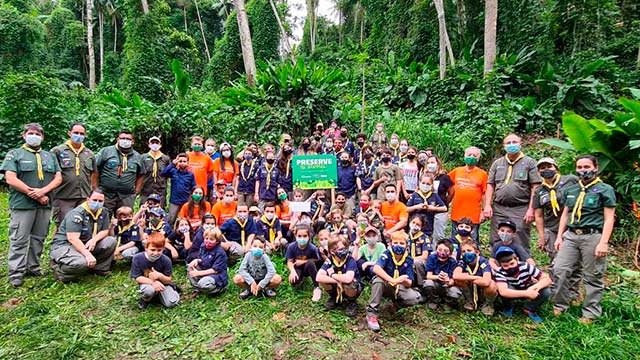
[409, 230, 424, 258]
[503, 153, 524, 185]
[333, 222, 345, 234]
[542, 174, 562, 217]
[148, 151, 164, 182]
[390, 144, 399, 157]
[465, 258, 481, 309]
[391, 251, 409, 298]
[570, 177, 603, 224]
[234, 216, 248, 247]
[311, 201, 322, 221]
[116, 145, 129, 172]
[116, 222, 133, 243]
[264, 163, 274, 189]
[81, 202, 103, 235]
[65, 140, 85, 176]
[21, 144, 44, 180]
[148, 219, 165, 233]
[416, 190, 433, 204]
[399, 153, 407, 163]
[240, 159, 255, 182]
[330, 254, 348, 303]
[260, 214, 277, 244]
[363, 159, 375, 177]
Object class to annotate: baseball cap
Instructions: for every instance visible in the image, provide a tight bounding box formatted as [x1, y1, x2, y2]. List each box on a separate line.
[537, 157, 557, 168]
[149, 136, 161, 143]
[149, 207, 165, 217]
[249, 206, 261, 214]
[497, 220, 517, 232]
[147, 193, 161, 203]
[495, 246, 515, 258]
[364, 226, 379, 235]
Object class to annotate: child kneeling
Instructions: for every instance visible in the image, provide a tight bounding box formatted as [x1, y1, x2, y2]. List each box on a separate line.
[233, 237, 282, 299]
[424, 239, 462, 310]
[316, 235, 363, 317]
[453, 240, 497, 315]
[130, 232, 179, 309]
[187, 228, 228, 296]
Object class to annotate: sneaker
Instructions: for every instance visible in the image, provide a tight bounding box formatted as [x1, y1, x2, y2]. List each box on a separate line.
[523, 308, 543, 323]
[239, 289, 252, 300]
[578, 317, 593, 325]
[324, 297, 337, 310]
[311, 287, 322, 302]
[463, 302, 476, 312]
[367, 315, 380, 332]
[138, 298, 150, 309]
[442, 303, 452, 311]
[345, 301, 358, 317]
[9, 277, 23, 287]
[264, 289, 277, 298]
[93, 270, 112, 277]
[480, 303, 495, 316]
[427, 302, 439, 310]
[553, 308, 564, 317]
[500, 307, 514, 317]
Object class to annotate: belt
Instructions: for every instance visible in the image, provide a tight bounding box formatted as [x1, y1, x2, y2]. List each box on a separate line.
[569, 227, 602, 235]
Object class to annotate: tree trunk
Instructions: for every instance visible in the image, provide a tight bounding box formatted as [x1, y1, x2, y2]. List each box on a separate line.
[194, 0, 211, 62]
[99, 10, 104, 84]
[268, 0, 291, 55]
[234, 0, 256, 86]
[456, 0, 466, 39]
[306, 0, 317, 53]
[434, 0, 454, 79]
[86, 0, 96, 89]
[141, 0, 149, 14]
[183, 6, 188, 32]
[359, 2, 364, 47]
[483, 0, 497, 75]
[113, 15, 118, 52]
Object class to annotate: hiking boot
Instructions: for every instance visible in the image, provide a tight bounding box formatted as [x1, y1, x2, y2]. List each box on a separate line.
[312, 287, 322, 302]
[427, 302, 439, 310]
[324, 296, 337, 311]
[345, 301, 358, 317]
[9, 277, 23, 288]
[239, 289, 252, 300]
[480, 303, 495, 316]
[578, 317, 593, 325]
[138, 298, 150, 309]
[523, 308, 543, 323]
[463, 301, 476, 312]
[264, 289, 277, 298]
[367, 315, 380, 332]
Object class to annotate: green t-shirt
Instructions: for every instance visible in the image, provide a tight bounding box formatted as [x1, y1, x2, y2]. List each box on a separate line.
[0, 146, 61, 210]
[96, 145, 145, 198]
[52, 203, 111, 246]
[51, 142, 96, 200]
[563, 181, 616, 229]
[358, 242, 387, 262]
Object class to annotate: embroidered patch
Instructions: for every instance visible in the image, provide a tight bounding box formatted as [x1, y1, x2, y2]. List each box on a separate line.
[73, 215, 83, 223]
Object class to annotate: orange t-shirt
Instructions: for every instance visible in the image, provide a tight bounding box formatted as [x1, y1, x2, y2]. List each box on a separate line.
[188, 152, 214, 194]
[448, 166, 488, 223]
[380, 201, 408, 230]
[211, 200, 237, 227]
[212, 158, 239, 185]
[179, 201, 212, 228]
[276, 202, 292, 227]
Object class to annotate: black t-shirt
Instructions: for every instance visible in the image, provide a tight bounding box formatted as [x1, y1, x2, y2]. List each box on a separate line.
[130, 253, 173, 279]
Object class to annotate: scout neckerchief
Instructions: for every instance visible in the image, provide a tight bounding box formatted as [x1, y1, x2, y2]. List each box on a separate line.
[311, 201, 322, 222]
[503, 153, 524, 185]
[363, 159, 375, 178]
[542, 174, 561, 217]
[416, 190, 433, 205]
[21, 144, 44, 180]
[570, 177, 603, 224]
[333, 222, 345, 234]
[116, 222, 133, 243]
[115, 145, 129, 174]
[81, 202, 103, 235]
[466, 258, 481, 309]
[391, 251, 409, 299]
[234, 216, 248, 247]
[148, 151, 164, 182]
[260, 215, 277, 244]
[148, 219, 165, 233]
[65, 140, 85, 176]
[390, 144, 399, 157]
[264, 163, 274, 189]
[330, 254, 348, 303]
[240, 159, 255, 182]
[285, 159, 291, 178]
[409, 230, 424, 258]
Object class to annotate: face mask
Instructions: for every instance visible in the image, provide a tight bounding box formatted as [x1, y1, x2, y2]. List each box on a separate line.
[437, 251, 450, 260]
[266, 158, 275, 164]
[419, 184, 432, 193]
[540, 169, 556, 179]
[381, 156, 391, 163]
[179, 225, 190, 233]
[192, 145, 203, 152]
[149, 143, 161, 152]
[407, 154, 416, 160]
[498, 232, 513, 243]
[357, 141, 364, 147]
[118, 218, 132, 226]
[265, 213, 274, 220]
[399, 145, 408, 153]
[251, 247, 264, 257]
[426, 163, 438, 173]
[223, 195, 234, 204]
[278, 193, 288, 201]
[359, 202, 369, 210]
[366, 237, 378, 246]
[577, 170, 596, 181]
[222, 150, 231, 158]
[71, 133, 85, 144]
[390, 139, 399, 146]
[237, 213, 248, 221]
[375, 151, 382, 158]
[25, 134, 43, 147]
[205, 145, 215, 154]
[385, 193, 396, 201]
[391, 245, 406, 255]
[325, 143, 333, 149]
[283, 148, 293, 155]
[364, 152, 373, 159]
[203, 224, 215, 231]
[341, 160, 350, 166]
[243, 154, 253, 161]
[464, 156, 478, 166]
[505, 143, 521, 154]
[457, 228, 472, 237]
[192, 193, 203, 202]
[88, 200, 103, 212]
[409, 223, 421, 233]
[302, 142, 310, 150]
[296, 238, 308, 247]
[462, 252, 477, 264]
[118, 139, 132, 149]
[335, 248, 350, 259]
[314, 135, 321, 141]
[145, 252, 162, 262]
[204, 240, 216, 250]
[504, 266, 519, 276]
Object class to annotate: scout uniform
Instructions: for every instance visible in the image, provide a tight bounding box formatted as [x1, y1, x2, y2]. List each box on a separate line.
[49, 202, 117, 282]
[408, 230, 432, 286]
[552, 178, 616, 319]
[50, 141, 96, 225]
[1, 145, 61, 283]
[237, 159, 258, 206]
[488, 154, 542, 250]
[96, 145, 145, 215]
[140, 151, 170, 208]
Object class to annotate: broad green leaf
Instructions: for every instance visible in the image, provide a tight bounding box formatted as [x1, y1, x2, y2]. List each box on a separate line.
[562, 111, 594, 152]
[630, 140, 640, 150]
[538, 138, 575, 150]
[619, 97, 640, 120]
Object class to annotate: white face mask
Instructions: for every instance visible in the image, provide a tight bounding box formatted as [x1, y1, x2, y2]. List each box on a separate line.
[385, 192, 396, 202]
[25, 134, 42, 147]
[205, 146, 215, 154]
[399, 145, 408, 153]
[265, 213, 274, 220]
[427, 163, 438, 173]
[118, 139, 132, 149]
[419, 184, 432, 193]
[409, 223, 421, 233]
[149, 143, 161, 152]
[222, 150, 231, 158]
[223, 195, 233, 203]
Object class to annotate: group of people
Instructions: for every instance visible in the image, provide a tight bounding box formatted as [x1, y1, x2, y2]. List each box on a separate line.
[1, 120, 615, 331]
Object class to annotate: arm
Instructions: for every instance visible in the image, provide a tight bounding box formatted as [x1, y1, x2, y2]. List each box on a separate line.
[524, 184, 539, 223]
[372, 264, 395, 284]
[91, 171, 99, 190]
[387, 216, 408, 233]
[496, 282, 533, 299]
[254, 180, 260, 202]
[530, 272, 552, 291]
[596, 207, 615, 257]
[238, 255, 255, 285]
[316, 268, 338, 284]
[258, 256, 276, 288]
[183, 232, 192, 250]
[66, 232, 96, 268]
[332, 270, 355, 284]
[474, 271, 494, 287]
[483, 184, 495, 218]
[452, 267, 480, 282]
[554, 207, 570, 251]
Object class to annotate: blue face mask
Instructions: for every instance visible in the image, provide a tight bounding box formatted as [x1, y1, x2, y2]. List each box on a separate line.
[505, 143, 521, 154]
[297, 238, 309, 247]
[391, 245, 406, 255]
[88, 200, 103, 212]
[251, 248, 264, 257]
[71, 133, 85, 144]
[462, 252, 477, 264]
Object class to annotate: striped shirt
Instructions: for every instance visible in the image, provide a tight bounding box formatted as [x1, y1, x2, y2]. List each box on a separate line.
[495, 262, 541, 290]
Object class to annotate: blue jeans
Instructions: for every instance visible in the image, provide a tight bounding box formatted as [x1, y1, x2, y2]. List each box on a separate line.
[451, 221, 480, 246]
[502, 286, 551, 312]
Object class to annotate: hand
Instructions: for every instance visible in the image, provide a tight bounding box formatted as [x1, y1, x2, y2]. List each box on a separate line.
[294, 259, 305, 267]
[149, 267, 161, 281]
[362, 189, 370, 196]
[326, 268, 335, 276]
[188, 259, 200, 268]
[527, 288, 539, 300]
[288, 271, 299, 284]
[250, 282, 260, 296]
[27, 188, 45, 199]
[140, 203, 149, 212]
[479, 212, 486, 223]
[524, 208, 535, 224]
[483, 206, 493, 219]
[383, 230, 390, 239]
[111, 218, 118, 226]
[152, 280, 165, 292]
[253, 194, 259, 203]
[172, 158, 179, 165]
[37, 196, 49, 205]
[595, 242, 608, 258]
[85, 253, 97, 269]
[170, 249, 179, 259]
[189, 269, 200, 278]
[537, 235, 546, 251]
[554, 236, 563, 251]
[85, 238, 97, 252]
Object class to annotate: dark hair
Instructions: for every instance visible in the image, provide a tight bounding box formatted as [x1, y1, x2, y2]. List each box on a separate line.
[69, 122, 86, 131]
[263, 201, 276, 210]
[219, 143, 236, 176]
[336, 192, 347, 199]
[409, 214, 424, 226]
[384, 183, 397, 191]
[176, 152, 188, 159]
[356, 133, 366, 141]
[458, 217, 473, 227]
[436, 238, 453, 251]
[118, 130, 133, 137]
[187, 186, 206, 219]
[382, 147, 393, 156]
[90, 189, 104, 196]
[497, 252, 517, 264]
[252, 236, 265, 245]
[224, 186, 235, 194]
[576, 154, 598, 167]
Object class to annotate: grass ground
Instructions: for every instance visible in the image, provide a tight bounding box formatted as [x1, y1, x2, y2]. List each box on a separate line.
[0, 192, 639, 360]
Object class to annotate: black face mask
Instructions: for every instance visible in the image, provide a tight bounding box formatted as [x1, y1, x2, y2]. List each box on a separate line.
[283, 149, 293, 155]
[407, 154, 416, 160]
[341, 160, 350, 166]
[357, 141, 364, 147]
[540, 169, 557, 179]
[364, 152, 373, 159]
[375, 151, 382, 158]
[382, 157, 391, 163]
[302, 142, 310, 150]
[314, 135, 321, 141]
[266, 158, 275, 164]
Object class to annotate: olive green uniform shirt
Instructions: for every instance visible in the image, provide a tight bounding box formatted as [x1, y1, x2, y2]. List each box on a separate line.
[96, 145, 145, 198]
[488, 155, 542, 206]
[52, 204, 110, 246]
[533, 175, 578, 231]
[563, 181, 616, 229]
[141, 151, 171, 195]
[50, 142, 96, 200]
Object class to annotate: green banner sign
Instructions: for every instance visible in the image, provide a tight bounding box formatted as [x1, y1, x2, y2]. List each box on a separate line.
[292, 154, 337, 190]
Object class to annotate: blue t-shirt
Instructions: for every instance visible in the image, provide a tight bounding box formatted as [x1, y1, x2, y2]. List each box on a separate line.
[257, 164, 280, 200]
[456, 256, 492, 277]
[337, 164, 357, 197]
[160, 163, 196, 205]
[285, 242, 320, 264]
[321, 256, 361, 285]
[425, 253, 457, 278]
[220, 217, 258, 245]
[197, 244, 228, 287]
[406, 191, 446, 236]
[115, 223, 142, 251]
[375, 250, 415, 281]
[130, 253, 173, 279]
